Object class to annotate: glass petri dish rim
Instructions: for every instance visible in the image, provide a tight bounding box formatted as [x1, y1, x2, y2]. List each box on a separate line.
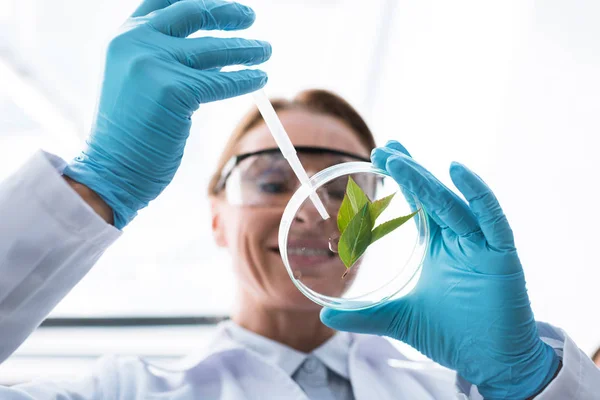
[278, 161, 429, 310]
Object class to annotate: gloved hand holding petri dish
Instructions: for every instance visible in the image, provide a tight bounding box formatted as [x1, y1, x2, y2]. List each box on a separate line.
[252, 89, 429, 310]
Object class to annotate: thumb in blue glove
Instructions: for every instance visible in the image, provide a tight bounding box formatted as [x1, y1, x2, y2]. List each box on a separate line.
[321, 141, 560, 399]
[64, 0, 271, 229]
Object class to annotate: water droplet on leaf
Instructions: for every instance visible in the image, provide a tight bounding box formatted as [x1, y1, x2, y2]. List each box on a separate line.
[328, 233, 340, 253]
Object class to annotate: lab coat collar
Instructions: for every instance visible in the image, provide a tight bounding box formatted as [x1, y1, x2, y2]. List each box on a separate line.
[223, 321, 307, 377]
[154, 320, 362, 379]
[312, 325, 354, 379]
[223, 320, 354, 380]
[139, 321, 434, 400]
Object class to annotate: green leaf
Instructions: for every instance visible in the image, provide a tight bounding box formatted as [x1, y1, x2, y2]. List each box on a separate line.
[337, 176, 371, 234]
[368, 192, 395, 224]
[370, 209, 420, 245]
[338, 203, 373, 269]
[337, 194, 355, 234]
[346, 176, 371, 213]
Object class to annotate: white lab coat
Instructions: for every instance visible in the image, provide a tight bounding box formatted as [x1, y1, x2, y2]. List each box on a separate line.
[0, 151, 598, 399]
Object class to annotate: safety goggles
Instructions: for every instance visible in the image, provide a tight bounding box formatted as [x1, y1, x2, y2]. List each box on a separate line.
[215, 146, 376, 207]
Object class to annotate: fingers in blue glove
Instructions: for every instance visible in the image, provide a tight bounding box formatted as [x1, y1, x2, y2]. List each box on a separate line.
[371, 141, 429, 232]
[384, 140, 412, 157]
[320, 299, 409, 337]
[449, 162, 516, 252]
[375, 150, 479, 237]
[371, 146, 422, 216]
[189, 68, 268, 103]
[175, 37, 272, 70]
[370, 140, 411, 166]
[149, 0, 256, 38]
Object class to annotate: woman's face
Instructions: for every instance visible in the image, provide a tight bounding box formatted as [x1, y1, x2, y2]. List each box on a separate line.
[211, 109, 371, 311]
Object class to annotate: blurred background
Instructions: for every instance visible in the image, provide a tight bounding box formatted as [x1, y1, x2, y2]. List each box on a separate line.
[0, 0, 599, 385]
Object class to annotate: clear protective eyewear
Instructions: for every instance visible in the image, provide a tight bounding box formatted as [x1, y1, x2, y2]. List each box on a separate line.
[215, 146, 376, 208]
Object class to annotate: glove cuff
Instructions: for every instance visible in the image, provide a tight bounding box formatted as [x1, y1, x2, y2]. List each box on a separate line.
[478, 341, 560, 400]
[63, 160, 141, 229]
[523, 344, 561, 398]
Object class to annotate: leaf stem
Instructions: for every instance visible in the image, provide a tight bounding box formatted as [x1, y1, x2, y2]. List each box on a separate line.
[342, 268, 351, 279]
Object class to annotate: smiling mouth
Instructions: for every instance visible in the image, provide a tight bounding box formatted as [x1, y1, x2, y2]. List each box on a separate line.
[269, 247, 337, 273]
[269, 247, 334, 258]
[288, 247, 334, 257]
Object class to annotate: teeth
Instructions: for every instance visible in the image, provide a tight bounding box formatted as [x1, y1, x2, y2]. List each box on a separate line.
[288, 247, 330, 256]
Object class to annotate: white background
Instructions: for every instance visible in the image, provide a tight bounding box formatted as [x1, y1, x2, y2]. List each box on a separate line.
[0, 0, 598, 378]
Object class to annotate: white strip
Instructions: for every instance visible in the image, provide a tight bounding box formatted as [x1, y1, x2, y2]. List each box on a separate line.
[251, 89, 329, 220]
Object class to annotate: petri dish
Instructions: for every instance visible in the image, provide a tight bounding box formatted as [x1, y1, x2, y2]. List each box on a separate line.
[279, 161, 429, 310]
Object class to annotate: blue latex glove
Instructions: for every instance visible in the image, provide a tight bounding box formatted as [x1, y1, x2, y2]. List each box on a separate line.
[64, 0, 271, 229]
[321, 141, 560, 399]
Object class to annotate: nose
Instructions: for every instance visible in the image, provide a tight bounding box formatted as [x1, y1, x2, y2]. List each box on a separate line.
[294, 200, 326, 229]
[294, 186, 340, 227]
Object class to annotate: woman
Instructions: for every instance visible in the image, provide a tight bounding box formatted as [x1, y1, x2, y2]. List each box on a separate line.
[0, 93, 581, 399]
[208, 90, 376, 339]
[205, 89, 394, 396]
[5, 90, 461, 399]
[0, 0, 597, 398]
